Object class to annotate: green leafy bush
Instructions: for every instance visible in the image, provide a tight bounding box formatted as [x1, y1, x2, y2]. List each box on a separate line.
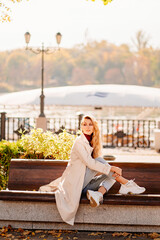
[0, 140, 21, 190]
[19, 128, 77, 160]
[0, 129, 77, 190]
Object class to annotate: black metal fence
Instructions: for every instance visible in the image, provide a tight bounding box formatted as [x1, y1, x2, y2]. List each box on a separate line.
[100, 119, 156, 148]
[0, 112, 6, 141]
[47, 117, 79, 134]
[0, 112, 157, 148]
[0, 113, 36, 142]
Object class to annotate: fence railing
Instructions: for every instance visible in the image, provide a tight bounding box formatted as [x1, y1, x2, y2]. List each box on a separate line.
[47, 117, 79, 134]
[0, 112, 157, 148]
[0, 112, 6, 141]
[0, 113, 36, 142]
[99, 119, 157, 148]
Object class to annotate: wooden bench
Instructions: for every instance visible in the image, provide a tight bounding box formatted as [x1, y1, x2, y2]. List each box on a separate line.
[0, 158, 160, 232]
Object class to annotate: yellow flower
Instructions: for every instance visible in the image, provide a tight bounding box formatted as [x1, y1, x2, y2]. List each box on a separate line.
[103, 0, 113, 5]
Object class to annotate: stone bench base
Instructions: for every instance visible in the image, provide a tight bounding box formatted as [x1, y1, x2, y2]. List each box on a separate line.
[1, 195, 160, 232]
[1, 158, 160, 232]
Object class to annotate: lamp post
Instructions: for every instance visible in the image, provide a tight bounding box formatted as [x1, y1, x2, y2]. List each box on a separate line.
[24, 32, 62, 118]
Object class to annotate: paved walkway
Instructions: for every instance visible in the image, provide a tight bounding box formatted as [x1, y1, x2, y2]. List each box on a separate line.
[103, 147, 160, 162]
[0, 227, 159, 240]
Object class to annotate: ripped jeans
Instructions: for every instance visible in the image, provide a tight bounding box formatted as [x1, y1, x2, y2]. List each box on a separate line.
[82, 157, 116, 194]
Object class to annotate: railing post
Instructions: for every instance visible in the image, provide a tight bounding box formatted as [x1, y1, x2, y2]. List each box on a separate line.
[0, 112, 6, 141]
[36, 117, 47, 132]
[77, 113, 84, 130]
[154, 120, 160, 152]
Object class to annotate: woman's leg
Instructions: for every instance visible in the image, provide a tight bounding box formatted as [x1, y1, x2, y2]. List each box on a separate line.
[82, 157, 116, 194]
[95, 158, 145, 195]
[98, 175, 128, 195]
[83, 171, 116, 207]
[114, 175, 128, 184]
[93, 157, 128, 195]
[82, 166, 97, 190]
[82, 171, 116, 195]
[83, 157, 118, 195]
[89, 157, 145, 196]
[95, 157, 132, 191]
[84, 157, 145, 207]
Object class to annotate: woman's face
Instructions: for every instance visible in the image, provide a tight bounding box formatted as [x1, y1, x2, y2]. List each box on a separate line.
[81, 118, 94, 135]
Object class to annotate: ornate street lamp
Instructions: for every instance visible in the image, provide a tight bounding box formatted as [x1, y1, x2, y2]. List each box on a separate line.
[24, 32, 62, 117]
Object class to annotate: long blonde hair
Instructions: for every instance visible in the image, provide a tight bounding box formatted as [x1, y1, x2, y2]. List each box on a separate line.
[81, 115, 102, 158]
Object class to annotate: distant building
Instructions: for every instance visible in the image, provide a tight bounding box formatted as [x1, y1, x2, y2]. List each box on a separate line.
[0, 84, 160, 118]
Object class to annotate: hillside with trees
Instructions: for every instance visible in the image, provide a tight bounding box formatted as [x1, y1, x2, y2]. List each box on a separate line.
[0, 31, 160, 93]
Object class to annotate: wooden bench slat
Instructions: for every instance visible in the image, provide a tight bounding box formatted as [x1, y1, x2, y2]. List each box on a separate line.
[7, 159, 160, 194]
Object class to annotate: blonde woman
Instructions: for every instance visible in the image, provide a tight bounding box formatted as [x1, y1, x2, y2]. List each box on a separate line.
[39, 115, 145, 226]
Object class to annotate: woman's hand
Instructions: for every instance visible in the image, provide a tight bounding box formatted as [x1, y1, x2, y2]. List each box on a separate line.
[110, 166, 122, 178]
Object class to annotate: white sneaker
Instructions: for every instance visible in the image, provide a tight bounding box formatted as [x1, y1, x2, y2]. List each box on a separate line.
[87, 190, 103, 207]
[119, 180, 146, 195]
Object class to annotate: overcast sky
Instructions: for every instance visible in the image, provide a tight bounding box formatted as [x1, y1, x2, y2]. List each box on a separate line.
[0, 0, 160, 51]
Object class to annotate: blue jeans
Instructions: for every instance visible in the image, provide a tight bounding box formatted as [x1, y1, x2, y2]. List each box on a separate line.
[82, 157, 116, 194]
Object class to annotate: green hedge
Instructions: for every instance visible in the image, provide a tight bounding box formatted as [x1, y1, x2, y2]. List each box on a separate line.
[0, 129, 76, 190]
[0, 141, 22, 190]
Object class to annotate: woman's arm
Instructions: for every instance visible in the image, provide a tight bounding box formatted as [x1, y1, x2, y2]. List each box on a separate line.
[95, 166, 122, 177]
[73, 141, 111, 175]
[110, 166, 122, 178]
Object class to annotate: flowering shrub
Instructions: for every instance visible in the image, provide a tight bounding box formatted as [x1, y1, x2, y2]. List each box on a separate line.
[90, 0, 112, 5]
[19, 128, 77, 160]
[0, 129, 77, 189]
[0, 140, 21, 190]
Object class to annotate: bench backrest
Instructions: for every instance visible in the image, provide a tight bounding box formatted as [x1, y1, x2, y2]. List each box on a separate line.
[8, 159, 160, 194]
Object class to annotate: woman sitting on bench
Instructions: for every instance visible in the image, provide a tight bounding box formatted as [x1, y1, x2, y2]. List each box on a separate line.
[39, 114, 145, 226]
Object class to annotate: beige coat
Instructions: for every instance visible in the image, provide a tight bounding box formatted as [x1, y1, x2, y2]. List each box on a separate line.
[39, 133, 111, 225]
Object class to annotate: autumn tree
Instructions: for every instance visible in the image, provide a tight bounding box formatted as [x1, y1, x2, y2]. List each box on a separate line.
[148, 49, 160, 87]
[5, 51, 29, 87]
[0, 0, 112, 22]
[132, 30, 150, 52]
[71, 67, 95, 85]
[0, 0, 28, 22]
[1, 38, 160, 92]
[48, 49, 75, 87]
[90, 0, 112, 6]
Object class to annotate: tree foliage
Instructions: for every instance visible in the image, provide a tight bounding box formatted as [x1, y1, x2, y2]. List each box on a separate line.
[0, 34, 160, 93]
[132, 30, 150, 52]
[0, 129, 76, 190]
[89, 0, 112, 5]
[0, 0, 28, 22]
[0, 140, 21, 190]
[19, 128, 76, 160]
[0, 0, 112, 23]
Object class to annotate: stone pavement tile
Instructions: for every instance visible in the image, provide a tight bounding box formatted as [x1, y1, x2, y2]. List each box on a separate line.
[103, 147, 159, 156]
[102, 147, 160, 163]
